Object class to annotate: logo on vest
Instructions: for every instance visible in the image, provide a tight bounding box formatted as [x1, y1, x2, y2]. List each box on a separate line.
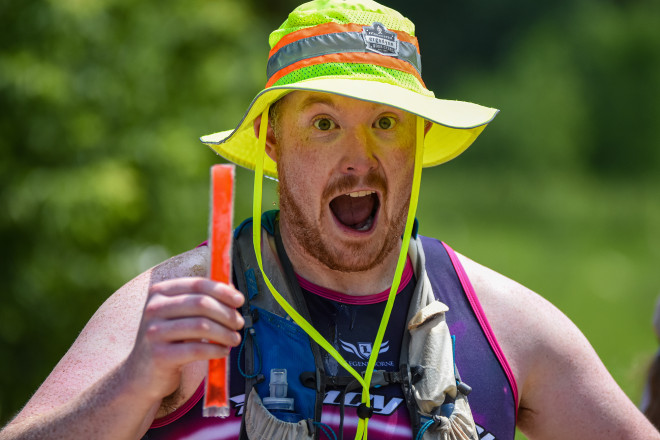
[340, 339, 390, 360]
[324, 389, 403, 416]
[476, 423, 498, 440]
[362, 22, 400, 57]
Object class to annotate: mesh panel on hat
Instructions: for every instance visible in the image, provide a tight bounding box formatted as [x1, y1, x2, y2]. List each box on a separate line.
[269, 0, 415, 48]
[271, 62, 434, 97]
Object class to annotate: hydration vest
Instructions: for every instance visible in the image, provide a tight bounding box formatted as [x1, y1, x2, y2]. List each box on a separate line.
[232, 212, 477, 440]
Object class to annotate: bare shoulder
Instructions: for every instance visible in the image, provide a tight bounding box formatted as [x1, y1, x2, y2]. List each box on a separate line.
[149, 245, 210, 284]
[453, 252, 559, 388]
[14, 246, 210, 421]
[455, 252, 659, 439]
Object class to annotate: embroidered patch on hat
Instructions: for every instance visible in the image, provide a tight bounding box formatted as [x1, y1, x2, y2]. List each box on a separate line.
[362, 22, 400, 57]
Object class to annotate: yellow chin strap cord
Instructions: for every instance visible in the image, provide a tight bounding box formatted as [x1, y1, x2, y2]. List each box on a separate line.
[251, 106, 424, 439]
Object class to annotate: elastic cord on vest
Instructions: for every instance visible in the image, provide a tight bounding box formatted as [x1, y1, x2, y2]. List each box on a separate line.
[251, 107, 424, 440]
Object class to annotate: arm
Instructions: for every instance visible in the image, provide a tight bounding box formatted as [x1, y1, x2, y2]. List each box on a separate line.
[0, 247, 244, 440]
[458, 253, 659, 440]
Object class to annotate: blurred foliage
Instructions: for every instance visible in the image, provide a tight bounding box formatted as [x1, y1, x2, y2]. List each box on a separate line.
[1, 0, 659, 437]
[0, 0, 271, 422]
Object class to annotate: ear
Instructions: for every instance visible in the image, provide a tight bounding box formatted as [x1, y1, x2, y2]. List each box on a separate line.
[253, 114, 278, 162]
[423, 120, 433, 137]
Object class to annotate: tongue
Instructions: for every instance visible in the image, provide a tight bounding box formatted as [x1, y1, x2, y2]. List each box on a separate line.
[330, 194, 375, 228]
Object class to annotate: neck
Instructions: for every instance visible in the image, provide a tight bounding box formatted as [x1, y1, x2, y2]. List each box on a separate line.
[278, 220, 404, 296]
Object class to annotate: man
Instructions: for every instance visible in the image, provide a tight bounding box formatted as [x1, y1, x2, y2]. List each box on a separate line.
[1, 1, 658, 439]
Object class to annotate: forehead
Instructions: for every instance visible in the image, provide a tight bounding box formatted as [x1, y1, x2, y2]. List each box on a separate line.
[275, 90, 402, 114]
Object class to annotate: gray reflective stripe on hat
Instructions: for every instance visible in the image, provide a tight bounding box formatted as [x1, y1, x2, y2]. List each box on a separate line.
[266, 31, 422, 80]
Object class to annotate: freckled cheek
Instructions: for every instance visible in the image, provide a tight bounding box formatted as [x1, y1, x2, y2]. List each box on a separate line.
[290, 137, 335, 174]
[283, 148, 328, 203]
[383, 145, 415, 196]
[386, 145, 415, 172]
[293, 153, 329, 181]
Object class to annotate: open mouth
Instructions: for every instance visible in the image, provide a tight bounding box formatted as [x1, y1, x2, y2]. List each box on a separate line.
[329, 190, 380, 232]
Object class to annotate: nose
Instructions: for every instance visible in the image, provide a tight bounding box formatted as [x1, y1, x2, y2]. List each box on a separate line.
[340, 127, 378, 175]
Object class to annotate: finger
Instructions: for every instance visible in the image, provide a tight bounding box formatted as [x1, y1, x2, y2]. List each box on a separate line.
[145, 293, 245, 331]
[150, 277, 244, 308]
[154, 340, 232, 366]
[145, 316, 242, 348]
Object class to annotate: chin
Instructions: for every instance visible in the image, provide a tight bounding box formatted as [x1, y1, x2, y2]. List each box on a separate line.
[313, 225, 399, 273]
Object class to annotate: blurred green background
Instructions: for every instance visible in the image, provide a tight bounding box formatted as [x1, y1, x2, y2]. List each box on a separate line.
[1, 0, 659, 437]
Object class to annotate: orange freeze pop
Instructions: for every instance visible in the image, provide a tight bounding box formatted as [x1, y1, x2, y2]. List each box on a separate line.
[203, 164, 235, 418]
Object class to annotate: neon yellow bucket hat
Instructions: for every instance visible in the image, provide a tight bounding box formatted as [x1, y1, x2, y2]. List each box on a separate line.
[201, 0, 498, 179]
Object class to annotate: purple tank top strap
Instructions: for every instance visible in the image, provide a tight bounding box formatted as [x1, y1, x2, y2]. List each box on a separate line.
[420, 236, 518, 440]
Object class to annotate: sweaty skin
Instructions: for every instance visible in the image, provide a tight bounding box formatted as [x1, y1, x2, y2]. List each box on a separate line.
[1, 92, 658, 440]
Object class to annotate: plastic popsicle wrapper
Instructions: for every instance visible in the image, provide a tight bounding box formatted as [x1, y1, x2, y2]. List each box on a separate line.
[203, 164, 235, 417]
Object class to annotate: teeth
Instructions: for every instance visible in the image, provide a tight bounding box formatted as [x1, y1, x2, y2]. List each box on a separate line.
[347, 190, 375, 198]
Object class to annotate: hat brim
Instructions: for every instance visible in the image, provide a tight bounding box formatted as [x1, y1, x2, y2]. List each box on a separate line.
[201, 78, 498, 179]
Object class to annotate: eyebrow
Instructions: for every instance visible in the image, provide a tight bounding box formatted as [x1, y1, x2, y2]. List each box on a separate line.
[298, 95, 338, 111]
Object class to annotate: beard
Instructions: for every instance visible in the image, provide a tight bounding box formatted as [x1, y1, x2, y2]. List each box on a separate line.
[277, 164, 410, 273]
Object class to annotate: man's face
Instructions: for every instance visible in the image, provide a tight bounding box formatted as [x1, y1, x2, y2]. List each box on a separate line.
[267, 91, 417, 273]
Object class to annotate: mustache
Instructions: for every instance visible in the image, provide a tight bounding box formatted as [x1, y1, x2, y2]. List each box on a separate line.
[322, 171, 387, 201]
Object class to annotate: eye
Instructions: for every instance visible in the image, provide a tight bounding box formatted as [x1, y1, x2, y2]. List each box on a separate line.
[313, 117, 336, 131]
[375, 116, 396, 130]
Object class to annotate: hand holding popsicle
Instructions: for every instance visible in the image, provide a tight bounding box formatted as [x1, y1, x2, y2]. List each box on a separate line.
[127, 277, 244, 403]
[125, 165, 241, 416]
